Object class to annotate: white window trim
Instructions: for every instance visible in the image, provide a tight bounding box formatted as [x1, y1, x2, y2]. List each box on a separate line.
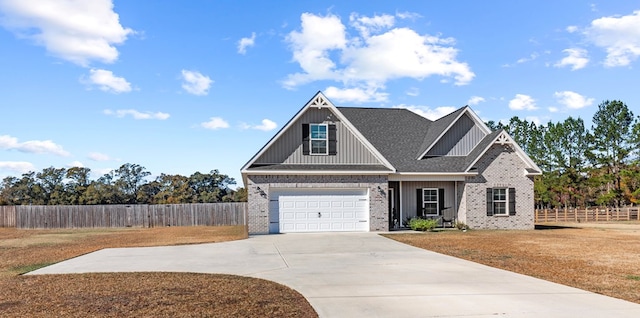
[310, 123, 328, 155]
[422, 188, 439, 216]
[493, 188, 508, 216]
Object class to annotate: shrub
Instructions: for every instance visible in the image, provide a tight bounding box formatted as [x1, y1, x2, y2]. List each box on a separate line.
[454, 221, 469, 231]
[409, 218, 438, 231]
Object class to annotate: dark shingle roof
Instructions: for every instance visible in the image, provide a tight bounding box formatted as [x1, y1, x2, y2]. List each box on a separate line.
[338, 107, 494, 173]
[247, 164, 392, 171]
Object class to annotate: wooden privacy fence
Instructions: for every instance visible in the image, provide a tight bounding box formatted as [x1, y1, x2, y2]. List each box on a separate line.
[535, 207, 640, 223]
[0, 206, 16, 227]
[0, 203, 247, 229]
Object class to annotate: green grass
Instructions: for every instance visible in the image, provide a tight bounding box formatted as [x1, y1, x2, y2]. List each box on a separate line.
[11, 262, 56, 274]
[625, 275, 640, 281]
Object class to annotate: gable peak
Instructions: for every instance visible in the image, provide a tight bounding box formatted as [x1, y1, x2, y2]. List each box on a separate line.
[308, 92, 331, 109]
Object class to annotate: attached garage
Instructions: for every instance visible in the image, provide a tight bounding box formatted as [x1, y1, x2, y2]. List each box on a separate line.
[269, 189, 369, 233]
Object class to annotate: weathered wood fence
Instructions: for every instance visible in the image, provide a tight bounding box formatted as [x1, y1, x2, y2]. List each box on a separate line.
[0, 203, 247, 229]
[535, 207, 640, 223]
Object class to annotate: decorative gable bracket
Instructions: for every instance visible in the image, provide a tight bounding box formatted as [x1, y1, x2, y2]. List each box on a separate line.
[309, 95, 329, 109]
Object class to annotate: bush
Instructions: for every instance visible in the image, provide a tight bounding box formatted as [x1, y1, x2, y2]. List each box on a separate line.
[454, 221, 469, 231]
[409, 218, 438, 231]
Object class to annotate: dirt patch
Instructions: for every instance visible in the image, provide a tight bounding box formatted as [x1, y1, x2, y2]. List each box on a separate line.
[0, 226, 317, 317]
[384, 224, 640, 304]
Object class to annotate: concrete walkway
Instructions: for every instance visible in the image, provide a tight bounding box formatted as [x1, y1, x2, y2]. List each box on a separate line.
[31, 233, 640, 317]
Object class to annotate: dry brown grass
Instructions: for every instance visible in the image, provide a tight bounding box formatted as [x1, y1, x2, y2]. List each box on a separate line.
[384, 223, 640, 304]
[0, 226, 317, 317]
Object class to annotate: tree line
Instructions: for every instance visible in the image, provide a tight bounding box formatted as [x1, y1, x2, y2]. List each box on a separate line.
[0, 163, 247, 205]
[488, 100, 640, 208]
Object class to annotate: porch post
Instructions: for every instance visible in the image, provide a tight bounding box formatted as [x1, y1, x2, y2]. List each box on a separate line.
[399, 181, 403, 226]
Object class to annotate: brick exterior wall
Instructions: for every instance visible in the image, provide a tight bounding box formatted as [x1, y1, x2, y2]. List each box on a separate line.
[246, 174, 388, 234]
[462, 144, 535, 230]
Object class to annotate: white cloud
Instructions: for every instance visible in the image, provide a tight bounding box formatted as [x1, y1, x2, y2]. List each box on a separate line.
[92, 168, 113, 177]
[67, 160, 84, 168]
[0, 0, 133, 66]
[554, 91, 594, 109]
[508, 94, 537, 111]
[237, 32, 256, 54]
[0, 135, 70, 156]
[201, 117, 229, 130]
[88, 152, 113, 161]
[467, 96, 485, 106]
[283, 12, 474, 94]
[548, 107, 559, 113]
[392, 104, 456, 120]
[181, 70, 213, 96]
[566, 25, 579, 33]
[0, 161, 35, 174]
[405, 87, 419, 97]
[241, 119, 278, 131]
[516, 52, 539, 64]
[554, 48, 589, 70]
[85, 68, 132, 93]
[324, 86, 388, 103]
[103, 109, 170, 120]
[585, 10, 640, 67]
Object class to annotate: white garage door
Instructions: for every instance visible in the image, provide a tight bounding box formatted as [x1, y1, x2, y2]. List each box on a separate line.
[269, 189, 369, 233]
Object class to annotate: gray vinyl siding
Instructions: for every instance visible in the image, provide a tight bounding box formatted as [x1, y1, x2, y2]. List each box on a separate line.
[401, 181, 456, 220]
[426, 114, 487, 157]
[254, 108, 383, 165]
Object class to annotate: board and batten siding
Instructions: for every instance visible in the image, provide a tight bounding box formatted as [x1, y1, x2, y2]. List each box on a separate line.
[427, 114, 487, 157]
[401, 181, 457, 220]
[254, 107, 383, 165]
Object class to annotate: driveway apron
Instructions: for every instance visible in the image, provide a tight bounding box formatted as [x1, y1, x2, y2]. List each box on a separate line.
[30, 233, 640, 318]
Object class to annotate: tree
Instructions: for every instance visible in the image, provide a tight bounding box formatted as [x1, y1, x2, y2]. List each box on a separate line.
[114, 163, 151, 204]
[36, 167, 68, 205]
[587, 100, 635, 207]
[66, 167, 91, 205]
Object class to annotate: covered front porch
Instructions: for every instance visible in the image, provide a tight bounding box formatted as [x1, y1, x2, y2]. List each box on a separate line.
[387, 176, 468, 229]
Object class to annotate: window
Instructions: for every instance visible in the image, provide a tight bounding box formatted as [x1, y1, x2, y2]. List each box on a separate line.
[486, 187, 516, 216]
[493, 188, 507, 215]
[416, 188, 443, 217]
[422, 189, 439, 216]
[310, 124, 327, 155]
[302, 123, 337, 156]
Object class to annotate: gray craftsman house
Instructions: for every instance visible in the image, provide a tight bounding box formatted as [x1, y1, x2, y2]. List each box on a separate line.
[241, 91, 542, 234]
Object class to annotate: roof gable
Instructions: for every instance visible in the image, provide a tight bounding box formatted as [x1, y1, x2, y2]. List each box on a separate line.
[417, 106, 491, 159]
[241, 92, 394, 173]
[465, 130, 542, 175]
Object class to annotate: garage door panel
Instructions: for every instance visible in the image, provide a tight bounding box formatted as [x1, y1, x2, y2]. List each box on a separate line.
[271, 189, 369, 233]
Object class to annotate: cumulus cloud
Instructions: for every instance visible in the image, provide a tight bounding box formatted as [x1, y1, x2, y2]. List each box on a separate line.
[241, 119, 278, 131]
[585, 10, 640, 67]
[508, 94, 537, 111]
[0, 161, 35, 173]
[0, 0, 133, 66]
[566, 25, 579, 33]
[324, 86, 388, 103]
[392, 104, 456, 120]
[67, 160, 84, 168]
[554, 91, 594, 109]
[103, 109, 170, 120]
[0, 135, 70, 156]
[467, 96, 485, 106]
[554, 48, 589, 70]
[237, 32, 256, 54]
[181, 70, 213, 96]
[87, 152, 114, 162]
[283, 12, 474, 102]
[84, 68, 132, 93]
[526, 116, 542, 125]
[201, 117, 229, 130]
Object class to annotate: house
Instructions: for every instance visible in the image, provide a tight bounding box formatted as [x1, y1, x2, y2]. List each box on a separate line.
[241, 91, 542, 234]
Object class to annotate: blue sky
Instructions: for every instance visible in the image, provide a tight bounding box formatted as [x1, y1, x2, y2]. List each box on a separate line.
[1, 0, 639, 187]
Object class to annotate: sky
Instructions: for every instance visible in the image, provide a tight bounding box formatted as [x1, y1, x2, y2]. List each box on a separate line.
[1, 0, 639, 187]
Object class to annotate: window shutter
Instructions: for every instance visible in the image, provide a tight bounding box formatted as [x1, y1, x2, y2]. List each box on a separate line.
[302, 124, 310, 155]
[438, 188, 444, 214]
[416, 188, 423, 217]
[486, 188, 494, 216]
[328, 124, 337, 155]
[509, 188, 516, 216]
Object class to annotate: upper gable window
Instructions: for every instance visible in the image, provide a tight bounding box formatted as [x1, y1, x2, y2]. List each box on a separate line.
[310, 124, 328, 155]
[302, 123, 337, 156]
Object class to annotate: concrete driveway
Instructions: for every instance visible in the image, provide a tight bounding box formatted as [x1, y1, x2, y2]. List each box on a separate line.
[31, 232, 640, 317]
